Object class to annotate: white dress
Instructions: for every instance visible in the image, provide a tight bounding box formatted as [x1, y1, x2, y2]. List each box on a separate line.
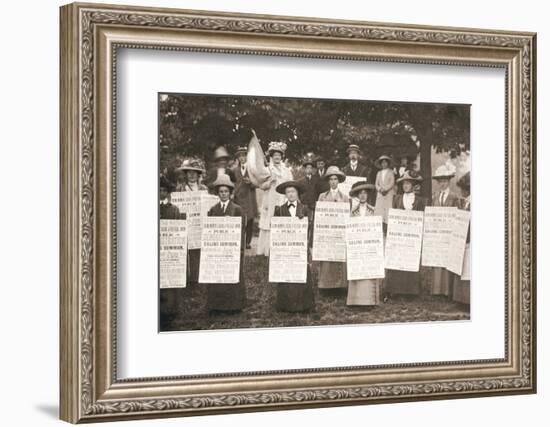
[256, 162, 293, 256]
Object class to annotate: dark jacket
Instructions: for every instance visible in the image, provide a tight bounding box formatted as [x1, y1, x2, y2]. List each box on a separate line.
[298, 174, 320, 210]
[160, 202, 183, 219]
[207, 200, 243, 217]
[432, 190, 460, 208]
[232, 165, 258, 218]
[274, 201, 312, 247]
[342, 162, 369, 178]
[392, 193, 427, 211]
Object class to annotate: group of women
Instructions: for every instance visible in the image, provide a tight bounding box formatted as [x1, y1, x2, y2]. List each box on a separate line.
[159, 140, 471, 321]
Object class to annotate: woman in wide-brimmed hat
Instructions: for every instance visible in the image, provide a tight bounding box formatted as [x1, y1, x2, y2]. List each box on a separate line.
[316, 166, 349, 293]
[175, 158, 207, 192]
[255, 140, 294, 256]
[204, 174, 247, 313]
[384, 170, 427, 299]
[174, 158, 208, 286]
[451, 171, 471, 306]
[373, 155, 396, 225]
[270, 180, 315, 313]
[346, 181, 382, 307]
[430, 164, 460, 298]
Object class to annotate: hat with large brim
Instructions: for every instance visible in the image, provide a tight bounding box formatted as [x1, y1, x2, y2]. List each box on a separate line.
[456, 171, 470, 192]
[211, 174, 235, 191]
[267, 141, 288, 156]
[349, 181, 376, 198]
[276, 180, 305, 195]
[213, 146, 230, 161]
[346, 144, 362, 155]
[374, 155, 394, 169]
[396, 170, 423, 183]
[432, 164, 456, 180]
[176, 159, 206, 174]
[323, 165, 346, 183]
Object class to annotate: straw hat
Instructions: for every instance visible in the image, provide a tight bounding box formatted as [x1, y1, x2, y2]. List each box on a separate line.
[349, 181, 376, 198]
[234, 145, 248, 156]
[323, 165, 346, 183]
[374, 155, 394, 169]
[213, 146, 230, 161]
[396, 170, 423, 183]
[211, 174, 235, 191]
[276, 180, 305, 195]
[432, 164, 456, 180]
[346, 144, 362, 155]
[301, 155, 315, 167]
[267, 141, 287, 155]
[176, 159, 206, 174]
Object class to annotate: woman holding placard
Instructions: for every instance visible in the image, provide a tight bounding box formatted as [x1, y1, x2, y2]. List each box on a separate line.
[205, 174, 247, 313]
[346, 181, 382, 307]
[384, 170, 426, 298]
[316, 166, 349, 294]
[452, 172, 471, 305]
[177, 159, 208, 285]
[272, 180, 315, 313]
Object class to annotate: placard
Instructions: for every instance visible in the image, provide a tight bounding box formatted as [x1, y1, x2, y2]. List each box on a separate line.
[269, 217, 309, 283]
[171, 191, 218, 249]
[338, 176, 366, 198]
[421, 206, 457, 267]
[447, 210, 471, 276]
[461, 244, 471, 281]
[159, 219, 188, 288]
[198, 216, 242, 284]
[384, 208, 424, 272]
[312, 201, 349, 262]
[345, 215, 385, 280]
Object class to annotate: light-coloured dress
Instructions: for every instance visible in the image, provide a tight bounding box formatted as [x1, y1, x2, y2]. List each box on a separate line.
[256, 161, 293, 256]
[374, 168, 396, 223]
[346, 203, 381, 306]
[452, 197, 470, 304]
[317, 188, 349, 289]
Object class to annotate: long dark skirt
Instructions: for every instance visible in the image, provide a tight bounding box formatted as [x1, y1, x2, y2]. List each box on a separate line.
[187, 249, 200, 285]
[159, 288, 185, 320]
[431, 267, 453, 296]
[275, 266, 315, 312]
[206, 281, 246, 312]
[452, 276, 470, 305]
[384, 269, 421, 296]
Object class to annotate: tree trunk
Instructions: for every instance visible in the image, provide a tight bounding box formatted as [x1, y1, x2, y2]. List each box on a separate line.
[417, 123, 433, 203]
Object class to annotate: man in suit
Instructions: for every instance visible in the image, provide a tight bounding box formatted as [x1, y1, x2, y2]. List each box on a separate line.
[431, 165, 460, 207]
[205, 146, 236, 191]
[159, 175, 182, 220]
[298, 157, 319, 211]
[314, 156, 329, 199]
[342, 144, 369, 178]
[232, 146, 257, 249]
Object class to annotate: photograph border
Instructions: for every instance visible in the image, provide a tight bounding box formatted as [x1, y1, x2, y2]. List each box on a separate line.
[60, 2, 536, 423]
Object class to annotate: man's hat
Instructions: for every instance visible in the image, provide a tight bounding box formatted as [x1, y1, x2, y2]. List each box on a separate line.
[323, 165, 346, 183]
[349, 181, 376, 198]
[213, 146, 230, 161]
[346, 144, 362, 155]
[302, 155, 315, 167]
[396, 170, 423, 183]
[211, 174, 235, 191]
[234, 146, 248, 156]
[432, 164, 456, 180]
[276, 180, 305, 195]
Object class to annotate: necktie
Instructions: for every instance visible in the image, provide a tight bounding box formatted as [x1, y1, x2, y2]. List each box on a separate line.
[440, 192, 445, 206]
[222, 203, 226, 213]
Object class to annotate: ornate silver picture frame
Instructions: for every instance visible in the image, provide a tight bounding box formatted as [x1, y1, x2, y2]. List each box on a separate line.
[60, 2, 536, 423]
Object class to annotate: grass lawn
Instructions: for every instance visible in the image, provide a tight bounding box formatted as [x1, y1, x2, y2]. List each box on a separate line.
[162, 254, 469, 332]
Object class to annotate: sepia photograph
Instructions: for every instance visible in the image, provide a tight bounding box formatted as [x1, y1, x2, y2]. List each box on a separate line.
[158, 93, 471, 332]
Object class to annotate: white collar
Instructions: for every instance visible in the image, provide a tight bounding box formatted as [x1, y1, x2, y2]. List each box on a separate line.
[350, 160, 358, 167]
[403, 192, 415, 199]
[441, 187, 449, 195]
[287, 200, 297, 206]
[330, 188, 339, 193]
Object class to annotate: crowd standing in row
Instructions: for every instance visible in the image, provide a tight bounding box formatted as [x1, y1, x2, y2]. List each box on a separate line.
[159, 140, 471, 322]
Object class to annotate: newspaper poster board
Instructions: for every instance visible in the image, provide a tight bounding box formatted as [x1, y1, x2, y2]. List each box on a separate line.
[421, 206, 457, 267]
[198, 216, 242, 284]
[461, 244, 471, 280]
[171, 191, 218, 249]
[339, 176, 366, 199]
[345, 215, 385, 280]
[384, 208, 424, 272]
[269, 217, 308, 283]
[447, 210, 471, 276]
[312, 201, 349, 262]
[159, 219, 188, 288]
